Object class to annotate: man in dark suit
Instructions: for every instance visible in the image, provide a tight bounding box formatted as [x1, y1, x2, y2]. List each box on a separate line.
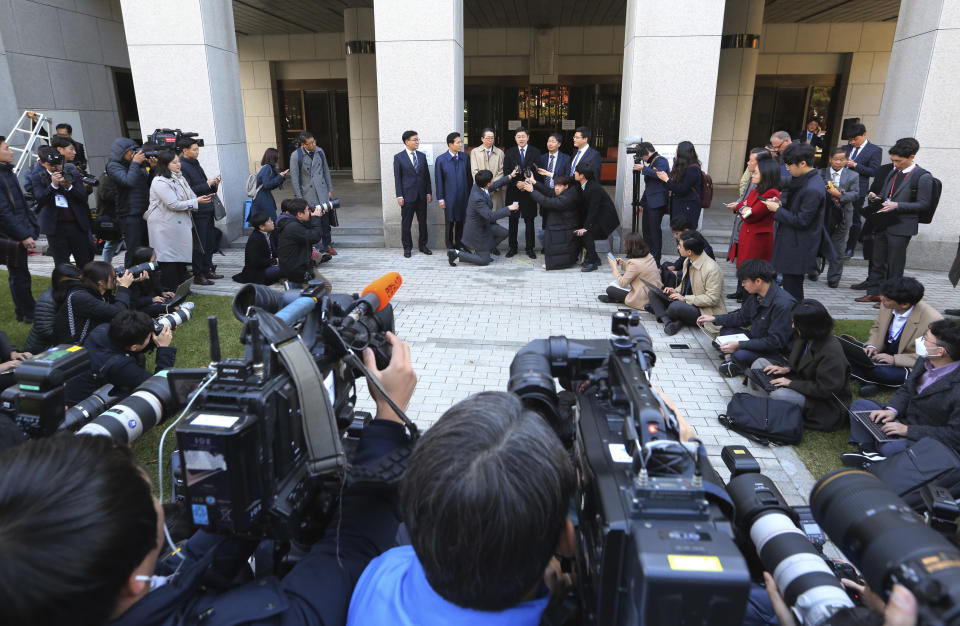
[393, 130, 433, 257]
[435, 132, 471, 250]
[820, 146, 860, 287]
[449, 169, 519, 267]
[855, 138, 933, 303]
[569, 126, 602, 180]
[574, 163, 620, 272]
[843, 123, 883, 259]
[503, 127, 542, 258]
[633, 141, 670, 263]
[535, 132, 572, 228]
[27, 145, 92, 268]
[796, 119, 824, 151]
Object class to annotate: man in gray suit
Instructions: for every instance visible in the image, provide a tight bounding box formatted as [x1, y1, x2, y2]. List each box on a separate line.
[448, 169, 518, 267]
[820, 146, 860, 287]
[289, 131, 336, 256]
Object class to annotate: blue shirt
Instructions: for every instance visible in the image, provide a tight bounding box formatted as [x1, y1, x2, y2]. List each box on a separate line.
[347, 545, 550, 626]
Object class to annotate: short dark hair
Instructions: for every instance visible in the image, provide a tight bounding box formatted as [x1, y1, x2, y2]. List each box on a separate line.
[574, 126, 591, 140]
[37, 145, 59, 163]
[637, 141, 656, 157]
[50, 136, 73, 150]
[678, 230, 706, 255]
[847, 123, 867, 138]
[514, 127, 528, 137]
[781, 142, 815, 166]
[401, 391, 574, 611]
[248, 211, 273, 228]
[929, 319, 960, 361]
[298, 131, 314, 145]
[281, 197, 309, 214]
[131, 246, 155, 266]
[260, 147, 279, 168]
[670, 215, 693, 233]
[553, 174, 572, 187]
[474, 169, 493, 188]
[176, 137, 198, 151]
[807, 118, 819, 125]
[0, 136, 5, 145]
[55, 122, 73, 134]
[755, 158, 782, 194]
[792, 298, 833, 340]
[548, 131, 563, 144]
[108, 309, 155, 350]
[445, 131, 460, 146]
[623, 232, 650, 258]
[0, 435, 157, 626]
[480, 127, 495, 139]
[879, 276, 924, 306]
[575, 162, 595, 180]
[51, 262, 81, 286]
[736, 258, 777, 283]
[402, 130, 418, 142]
[889, 137, 920, 158]
[153, 149, 178, 178]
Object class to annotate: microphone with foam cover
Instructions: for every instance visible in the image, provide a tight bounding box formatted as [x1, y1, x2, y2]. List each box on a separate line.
[359, 272, 403, 312]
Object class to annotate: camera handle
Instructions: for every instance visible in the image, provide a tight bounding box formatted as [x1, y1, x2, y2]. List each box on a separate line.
[342, 351, 420, 440]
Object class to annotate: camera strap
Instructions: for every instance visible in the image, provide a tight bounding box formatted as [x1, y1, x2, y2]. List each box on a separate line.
[343, 351, 419, 440]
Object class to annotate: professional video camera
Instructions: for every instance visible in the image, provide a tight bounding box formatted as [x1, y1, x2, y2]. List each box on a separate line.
[0, 345, 91, 437]
[509, 311, 752, 625]
[147, 128, 204, 152]
[625, 142, 645, 164]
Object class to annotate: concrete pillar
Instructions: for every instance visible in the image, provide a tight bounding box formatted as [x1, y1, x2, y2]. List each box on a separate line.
[709, 0, 764, 185]
[374, 0, 463, 246]
[120, 0, 249, 240]
[0, 29, 19, 138]
[345, 8, 379, 183]
[875, 0, 960, 270]
[614, 0, 725, 230]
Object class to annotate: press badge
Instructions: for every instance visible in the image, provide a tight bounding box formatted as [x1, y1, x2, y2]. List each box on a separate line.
[55, 194, 68, 208]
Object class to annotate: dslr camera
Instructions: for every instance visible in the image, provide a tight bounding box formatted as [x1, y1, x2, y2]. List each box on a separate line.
[38, 150, 64, 167]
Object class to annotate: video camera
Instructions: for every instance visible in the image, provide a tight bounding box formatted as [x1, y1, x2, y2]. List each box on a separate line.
[38, 150, 64, 167]
[148, 128, 204, 152]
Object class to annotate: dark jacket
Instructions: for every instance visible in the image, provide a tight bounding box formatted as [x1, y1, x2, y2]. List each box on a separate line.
[129, 271, 169, 317]
[434, 151, 471, 222]
[26, 163, 91, 235]
[233, 230, 279, 284]
[569, 146, 602, 179]
[0, 162, 38, 241]
[53, 282, 130, 345]
[713, 282, 796, 356]
[537, 151, 572, 189]
[179, 156, 217, 217]
[23, 286, 57, 354]
[276, 213, 324, 283]
[251, 164, 285, 219]
[64, 323, 176, 406]
[504, 145, 542, 219]
[106, 138, 150, 218]
[108, 420, 408, 626]
[782, 336, 851, 431]
[461, 177, 512, 253]
[887, 359, 960, 449]
[640, 154, 670, 208]
[795, 130, 823, 151]
[530, 182, 580, 270]
[875, 165, 933, 237]
[393, 150, 431, 203]
[665, 165, 702, 222]
[580, 181, 620, 240]
[772, 169, 826, 275]
[845, 141, 883, 200]
[72, 139, 88, 171]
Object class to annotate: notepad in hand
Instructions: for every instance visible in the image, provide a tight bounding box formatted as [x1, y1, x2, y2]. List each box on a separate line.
[714, 333, 750, 346]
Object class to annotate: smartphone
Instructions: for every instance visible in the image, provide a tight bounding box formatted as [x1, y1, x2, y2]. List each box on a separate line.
[669, 343, 690, 350]
[607, 252, 616, 262]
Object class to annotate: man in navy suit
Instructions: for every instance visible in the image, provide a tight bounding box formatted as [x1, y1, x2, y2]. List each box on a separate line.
[843, 123, 883, 260]
[503, 127, 542, 258]
[633, 141, 670, 263]
[536, 132, 571, 229]
[393, 130, 433, 257]
[569, 126, 602, 180]
[28, 145, 92, 268]
[435, 132, 471, 250]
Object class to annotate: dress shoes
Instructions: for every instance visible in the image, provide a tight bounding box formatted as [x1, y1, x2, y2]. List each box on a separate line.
[447, 249, 458, 267]
[403, 250, 412, 258]
[319, 253, 332, 264]
[581, 263, 598, 273]
[726, 292, 740, 300]
[526, 249, 536, 259]
[206, 271, 224, 280]
[194, 276, 214, 286]
[855, 294, 881, 303]
[491, 247, 501, 256]
[505, 249, 518, 258]
[841, 451, 885, 469]
[842, 250, 854, 260]
[807, 272, 819, 281]
[664, 320, 683, 336]
[946, 309, 960, 317]
[858, 383, 881, 397]
[827, 280, 839, 288]
[327, 246, 337, 256]
[419, 247, 433, 255]
[597, 294, 612, 303]
[850, 281, 870, 290]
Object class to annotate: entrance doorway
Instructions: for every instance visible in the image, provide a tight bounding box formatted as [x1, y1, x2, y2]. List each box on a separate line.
[277, 81, 352, 171]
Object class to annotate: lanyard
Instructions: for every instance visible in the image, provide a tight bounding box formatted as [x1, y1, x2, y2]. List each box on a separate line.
[889, 169, 912, 197]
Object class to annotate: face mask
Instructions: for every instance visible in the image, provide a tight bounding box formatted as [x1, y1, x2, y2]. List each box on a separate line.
[915, 337, 940, 359]
[135, 574, 170, 592]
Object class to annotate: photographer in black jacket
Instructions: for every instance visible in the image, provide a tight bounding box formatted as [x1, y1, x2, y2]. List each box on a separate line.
[0, 135, 38, 323]
[106, 137, 154, 267]
[276, 197, 331, 284]
[0, 332, 416, 626]
[27, 145, 93, 267]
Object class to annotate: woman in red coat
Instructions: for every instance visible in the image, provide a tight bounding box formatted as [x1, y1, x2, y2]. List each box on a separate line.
[734, 157, 781, 266]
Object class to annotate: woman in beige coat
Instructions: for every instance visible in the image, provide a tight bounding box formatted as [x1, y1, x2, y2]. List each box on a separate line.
[599, 232, 662, 309]
[145, 150, 213, 290]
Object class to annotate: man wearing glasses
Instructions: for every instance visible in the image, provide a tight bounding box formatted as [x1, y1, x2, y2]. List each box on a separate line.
[393, 130, 433, 258]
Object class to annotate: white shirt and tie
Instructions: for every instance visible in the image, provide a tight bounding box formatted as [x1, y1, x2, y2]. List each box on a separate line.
[546, 152, 557, 187]
[407, 149, 418, 170]
[570, 146, 588, 175]
[888, 306, 914, 343]
[830, 167, 844, 187]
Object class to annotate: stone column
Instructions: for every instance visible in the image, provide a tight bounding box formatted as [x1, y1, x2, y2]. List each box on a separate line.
[345, 8, 379, 183]
[120, 0, 249, 240]
[374, 0, 463, 247]
[709, 0, 764, 185]
[614, 0, 725, 229]
[0, 29, 19, 138]
[874, 0, 960, 270]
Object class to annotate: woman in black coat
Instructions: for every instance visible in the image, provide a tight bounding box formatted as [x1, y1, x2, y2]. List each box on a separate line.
[249, 148, 288, 221]
[522, 174, 580, 270]
[23, 263, 81, 353]
[656, 141, 703, 227]
[127, 246, 174, 317]
[233, 212, 281, 285]
[53, 261, 133, 345]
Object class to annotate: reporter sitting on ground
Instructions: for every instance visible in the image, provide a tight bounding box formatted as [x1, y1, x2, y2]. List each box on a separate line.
[0, 332, 416, 626]
[53, 261, 134, 345]
[747, 299, 851, 431]
[599, 232, 662, 308]
[0, 330, 31, 390]
[447, 168, 518, 267]
[63, 309, 176, 406]
[276, 198, 331, 285]
[23, 263, 81, 354]
[647, 231, 725, 336]
[127, 247, 175, 318]
[698, 258, 796, 377]
[660, 216, 715, 287]
[843, 319, 960, 465]
[518, 173, 580, 270]
[838, 276, 942, 397]
[232, 212, 281, 285]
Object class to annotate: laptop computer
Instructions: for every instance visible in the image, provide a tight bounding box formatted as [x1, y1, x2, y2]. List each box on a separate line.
[163, 277, 193, 311]
[850, 409, 900, 444]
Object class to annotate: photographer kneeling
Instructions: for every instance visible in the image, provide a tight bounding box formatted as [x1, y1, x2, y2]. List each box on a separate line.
[0, 332, 416, 626]
[63, 309, 177, 406]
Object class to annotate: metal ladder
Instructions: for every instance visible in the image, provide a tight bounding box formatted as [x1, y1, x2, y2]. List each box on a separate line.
[5, 110, 52, 176]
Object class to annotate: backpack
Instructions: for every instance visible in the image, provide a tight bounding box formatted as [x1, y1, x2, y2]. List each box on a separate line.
[693, 165, 713, 208]
[717, 393, 803, 445]
[868, 437, 960, 510]
[908, 170, 942, 224]
[94, 171, 117, 217]
[245, 172, 262, 198]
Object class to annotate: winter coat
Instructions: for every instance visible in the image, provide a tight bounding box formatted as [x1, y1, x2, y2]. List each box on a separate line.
[179, 156, 217, 218]
[106, 138, 150, 218]
[0, 162, 37, 241]
[276, 213, 325, 283]
[781, 336, 851, 431]
[250, 165, 285, 220]
[530, 183, 581, 270]
[772, 169, 826, 275]
[146, 174, 199, 263]
[23, 287, 57, 353]
[27, 163, 91, 236]
[612, 255, 662, 310]
[53, 282, 130, 345]
[733, 188, 778, 266]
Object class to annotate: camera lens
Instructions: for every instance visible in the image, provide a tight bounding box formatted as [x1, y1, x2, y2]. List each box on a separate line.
[155, 302, 194, 333]
[76, 375, 175, 444]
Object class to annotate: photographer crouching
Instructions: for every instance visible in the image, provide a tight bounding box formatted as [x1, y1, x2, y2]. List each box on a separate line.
[0, 332, 416, 626]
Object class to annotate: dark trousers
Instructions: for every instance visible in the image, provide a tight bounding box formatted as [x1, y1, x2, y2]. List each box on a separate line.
[780, 273, 804, 301]
[445, 220, 464, 249]
[581, 231, 600, 265]
[868, 231, 911, 294]
[848, 398, 909, 456]
[49, 221, 94, 268]
[158, 261, 188, 292]
[838, 335, 911, 387]
[401, 199, 428, 251]
[4, 245, 34, 318]
[659, 262, 679, 288]
[718, 326, 782, 370]
[458, 225, 508, 266]
[508, 213, 536, 253]
[192, 211, 216, 278]
[121, 215, 147, 267]
[845, 199, 865, 253]
[647, 289, 701, 326]
[642, 204, 668, 264]
[606, 285, 629, 302]
[264, 265, 283, 284]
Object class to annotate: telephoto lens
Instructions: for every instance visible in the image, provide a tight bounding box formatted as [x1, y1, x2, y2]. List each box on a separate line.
[155, 301, 194, 333]
[811, 469, 960, 623]
[317, 198, 340, 212]
[727, 470, 855, 626]
[116, 261, 158, 277]
[60, 384, 117, 432]
[76, 374, 176, 444]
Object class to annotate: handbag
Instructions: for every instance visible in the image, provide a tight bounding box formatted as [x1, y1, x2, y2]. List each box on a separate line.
[327, 207, 339, 228]
[718, 392, 803, 445]
[868, 437, 960, 510]
[212, 194, 227, 220]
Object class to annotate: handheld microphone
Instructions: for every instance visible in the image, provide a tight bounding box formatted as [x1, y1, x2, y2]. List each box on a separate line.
[344, 272, 403, 324]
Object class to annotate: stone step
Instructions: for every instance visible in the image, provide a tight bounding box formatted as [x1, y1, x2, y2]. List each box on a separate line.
[331, 234, 386, 248]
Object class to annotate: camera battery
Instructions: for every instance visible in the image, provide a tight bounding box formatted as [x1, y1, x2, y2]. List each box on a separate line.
[721, 445, 761, 478]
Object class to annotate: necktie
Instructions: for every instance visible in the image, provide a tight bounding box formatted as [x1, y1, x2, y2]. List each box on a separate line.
[264, 231, 273, 258]
[410, 152, 417, 170]
[548, 154, 555, 188]
[520, 147, 525, 163]
[571, 151, 582, 175]
[850, 147, 860, 161]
